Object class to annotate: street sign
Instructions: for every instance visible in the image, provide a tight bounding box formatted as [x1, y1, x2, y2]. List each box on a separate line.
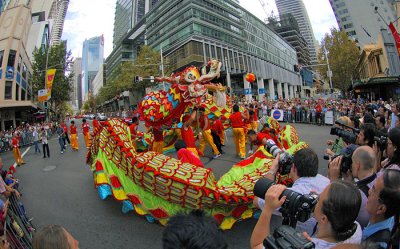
[327, 70, 333, 77]
[244, 88, 251, 95]
[38, 89, 48, 102]
[258, 88, 265, 94]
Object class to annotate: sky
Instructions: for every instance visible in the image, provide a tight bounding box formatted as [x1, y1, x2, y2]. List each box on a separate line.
[62, 0, 339, 59]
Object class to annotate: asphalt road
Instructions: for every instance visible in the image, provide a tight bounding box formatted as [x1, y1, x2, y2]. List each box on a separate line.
[0, 120, 333, 249]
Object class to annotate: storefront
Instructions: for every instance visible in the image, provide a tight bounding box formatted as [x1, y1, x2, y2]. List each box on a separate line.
[350, 77, 400, 101]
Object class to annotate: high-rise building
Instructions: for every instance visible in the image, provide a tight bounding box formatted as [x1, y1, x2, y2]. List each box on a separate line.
[49, 0, 69, 46]
[82, 35, 104, 102]
[275, 0, 318, 65]
[72, 58, 81, 110]
[268, 13, 311, 66]
[108, 0, 302, 103]
[0, 0, 35, 130]
[329, 0, 396, 48]
[92, 64, 104, 97]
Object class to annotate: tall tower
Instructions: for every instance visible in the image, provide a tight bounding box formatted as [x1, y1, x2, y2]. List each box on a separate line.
[329, 0, 396, 48]
[49, 0, 69, 45]
[275, 0, 318, 64]
[72, 58, 82, 110]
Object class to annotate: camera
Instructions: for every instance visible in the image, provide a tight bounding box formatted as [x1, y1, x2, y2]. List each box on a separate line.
[374, 132, 388, 152]
[264, 225, 315, 249]
[265, 139, 294, 175]
[327, 154, 353, 174]
[329, 120, 360, 144]
[254, 178, 318, 227]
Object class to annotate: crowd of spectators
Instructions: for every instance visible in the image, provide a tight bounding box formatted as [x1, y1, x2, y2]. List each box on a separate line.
[0, 122, 57, 153]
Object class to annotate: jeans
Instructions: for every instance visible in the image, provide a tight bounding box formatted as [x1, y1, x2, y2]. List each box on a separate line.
[34, 141, 40, 153]
[58, 137, 66, 152]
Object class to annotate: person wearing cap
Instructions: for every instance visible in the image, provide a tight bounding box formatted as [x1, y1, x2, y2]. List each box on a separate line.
[198, 107, 221, 159]
[180, 109, 200, 158]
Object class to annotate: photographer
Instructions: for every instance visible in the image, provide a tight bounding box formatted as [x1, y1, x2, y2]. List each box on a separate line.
[379, 127, 400, 172]
[362, 169, 400, 248]
[254, 148, 330, 234]
[250, 180, 362, 249]
[328, 146, 377, 228]
[325, 117, 353, 157]
[356, 123, 375, 147]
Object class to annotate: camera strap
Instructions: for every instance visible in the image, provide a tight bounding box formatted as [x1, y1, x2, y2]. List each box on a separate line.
[355, 173, 377, 197]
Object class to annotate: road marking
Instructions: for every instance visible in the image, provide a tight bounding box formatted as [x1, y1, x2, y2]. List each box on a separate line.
[13, 147, 31, 167]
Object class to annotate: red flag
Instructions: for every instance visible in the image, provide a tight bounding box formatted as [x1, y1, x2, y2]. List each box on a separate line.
[389, 22, 400, 56]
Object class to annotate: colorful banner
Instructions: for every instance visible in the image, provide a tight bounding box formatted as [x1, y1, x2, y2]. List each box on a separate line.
[46, 69, 56, 100]
[38, 89, 48, 102]
[389, 22, 400, 56]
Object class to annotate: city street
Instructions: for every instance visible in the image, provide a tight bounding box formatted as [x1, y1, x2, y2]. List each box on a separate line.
[0, 120, 332, 249]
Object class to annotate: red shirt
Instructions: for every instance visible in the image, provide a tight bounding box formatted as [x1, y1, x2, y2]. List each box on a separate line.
[316, 104, 322, 113]
[61, 124, 68, 133]
[93, 119, 99, 129]
[181, 126, 196, 148]
[153, 128, 163, 142]
[199, 115, 210, 130]
[211, 119, 224, 135]
[70, 125, 77, 134]
[253, 108, 259, 121]
[177, 148, 204, 167]
[255, 132, 274, 146]
[229, 112, 244, 128]
[82, 123, 90, 134]
[11, 137, 19, 148]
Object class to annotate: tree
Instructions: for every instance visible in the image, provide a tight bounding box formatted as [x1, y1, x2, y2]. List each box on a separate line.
[95, 45, 161, 103]
[31, 42, 74, 113]
[317, 28, 360, 93]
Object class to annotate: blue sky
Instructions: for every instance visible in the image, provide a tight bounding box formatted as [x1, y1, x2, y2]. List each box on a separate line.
[62, 0, 338, 59]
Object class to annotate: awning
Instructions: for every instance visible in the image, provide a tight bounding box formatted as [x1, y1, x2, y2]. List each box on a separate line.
[351, 77, 400, 90]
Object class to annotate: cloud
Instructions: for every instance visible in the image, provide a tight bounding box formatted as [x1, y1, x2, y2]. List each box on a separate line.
[61, 0, 115, 58]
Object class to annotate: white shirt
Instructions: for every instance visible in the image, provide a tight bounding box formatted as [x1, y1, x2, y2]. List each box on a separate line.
[258, 174, 330, 235]
[311, 222, 362, 249]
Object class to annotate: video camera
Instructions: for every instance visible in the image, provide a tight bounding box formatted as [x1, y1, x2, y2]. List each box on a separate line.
[329, 120, 360, 144]
[263, 225, 315, 249]
[265, 139, 294, 175]
[254, 178, 318, 228]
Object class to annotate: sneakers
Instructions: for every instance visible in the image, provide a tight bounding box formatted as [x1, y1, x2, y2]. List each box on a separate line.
[61, 151, 64, 154]
[212, 154, 221, 159]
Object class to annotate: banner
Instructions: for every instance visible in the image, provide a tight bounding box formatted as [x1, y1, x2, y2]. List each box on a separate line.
[46, 69, 56, 100]
[38, 89, 48, 102]
[389, 22, 400, 56]
[324, 111, 334, 125]
[271, 109, 284, 121]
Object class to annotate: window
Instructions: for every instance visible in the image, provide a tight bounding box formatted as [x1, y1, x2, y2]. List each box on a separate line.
[22, 63, 27, 79]
[17, 56, 21, 72]
[7, 50, 16, 67]
[21, 89, 25, 101]
[15, 84, 19, 101]
[5, 81, 12, 100]
[0, 50, 4, 67]
[344, 23, 353, 29]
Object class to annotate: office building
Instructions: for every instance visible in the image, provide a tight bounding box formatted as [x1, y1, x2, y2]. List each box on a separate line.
[275, 0, 318, 65]
[0, 0, 34, 130]
[82, 35, 104, 102]
[92, 64, 104, 97]
[49, 0, 69, 46]
[72, 57, 81, 110]
[107, 0, 301, 103]
[329, 0, 396, 48]
[268, 13, 311, 66]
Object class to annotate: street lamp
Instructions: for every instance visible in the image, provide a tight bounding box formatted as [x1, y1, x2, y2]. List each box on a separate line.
[323, 45, 333, 92]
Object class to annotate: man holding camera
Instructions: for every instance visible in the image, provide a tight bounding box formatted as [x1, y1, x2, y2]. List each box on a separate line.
[254, 148, 330, 234]
[328, 146, 377, 228]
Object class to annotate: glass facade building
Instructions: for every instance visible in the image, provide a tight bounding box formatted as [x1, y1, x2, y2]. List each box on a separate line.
[82, 36, 104, 102]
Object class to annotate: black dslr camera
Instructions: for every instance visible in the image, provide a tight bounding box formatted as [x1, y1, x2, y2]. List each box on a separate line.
[265, 139, 294, 175]
[254, 178, 318, 227]
[327, 153, 353, 174]
[329, 120, 360, 144]
[374, 132, 388, 152]
[264, 225, 315, 249]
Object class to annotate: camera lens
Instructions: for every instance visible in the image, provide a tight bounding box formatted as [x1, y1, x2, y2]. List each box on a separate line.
[254, 178, 275, 199]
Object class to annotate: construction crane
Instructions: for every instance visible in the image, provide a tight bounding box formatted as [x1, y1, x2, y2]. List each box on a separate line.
[258, 0, 275, 23]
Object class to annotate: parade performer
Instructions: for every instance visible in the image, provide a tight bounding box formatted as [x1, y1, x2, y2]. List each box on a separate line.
[93, 116, 99, 130]
[181, 109, 200, 158]
[174, 139, 204, 167]
[211, 116, 225, 146]
[82, 119, 91, 149]
[250, 104, 259, 131]
[129, 117, 139, 150]
[198, 107, 221, 159]
[229, 104, 248, 159]
[70, 121, 79, 150]
[61, 122, 70, 145]
[151, 127, 164, 154]
[11, 133, 24, 166]
[247, 129, 275, 154]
